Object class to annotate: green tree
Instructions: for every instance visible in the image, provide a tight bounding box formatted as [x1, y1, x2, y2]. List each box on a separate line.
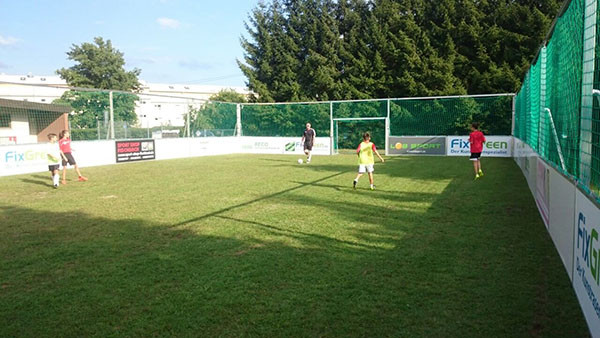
[54, 37, 141, 128]
[190, 90, 247, 135]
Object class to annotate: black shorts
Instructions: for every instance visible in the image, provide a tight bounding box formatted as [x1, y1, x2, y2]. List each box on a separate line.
[304, 143, 313, 151]
[470, 152, 482, 160]
[48, 164, 60, 172]
[62, 153, 76, 166]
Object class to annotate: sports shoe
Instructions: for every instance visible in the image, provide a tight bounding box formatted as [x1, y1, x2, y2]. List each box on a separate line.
[78, 176, 88, 182]
[474, 174, 480, 180]
[53, 184, 58, 189]
[478, 170, 484, 177]
[370, 185, 375, 190]
[353, 180, 357, 189]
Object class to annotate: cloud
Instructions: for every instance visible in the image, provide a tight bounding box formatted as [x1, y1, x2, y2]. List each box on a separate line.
[0, 35, 19, 46]
[178, 59, 214, 70]
[157, 17, 181, 29]
[129, 57, 158, 65]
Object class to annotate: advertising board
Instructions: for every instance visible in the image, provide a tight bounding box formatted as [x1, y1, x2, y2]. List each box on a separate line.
[447, 136, 513, 157]
[388, 136, 446, 155]
[115, 140, 155, 163]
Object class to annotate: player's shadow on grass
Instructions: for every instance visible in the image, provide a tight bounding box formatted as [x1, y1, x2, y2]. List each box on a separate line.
[19, 178, 51, 187]
[259, 158, 294, 163]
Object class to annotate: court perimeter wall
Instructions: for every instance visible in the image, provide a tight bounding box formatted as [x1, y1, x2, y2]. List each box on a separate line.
[514, 137, 600, 337]
[0, 137, 332, 177]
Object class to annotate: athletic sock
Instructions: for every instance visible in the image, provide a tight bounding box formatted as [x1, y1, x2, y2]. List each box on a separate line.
[53, 174, 59, 186]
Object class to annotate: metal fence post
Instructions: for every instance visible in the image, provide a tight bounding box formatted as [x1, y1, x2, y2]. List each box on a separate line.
[579, 0, 597, 186]
[109, 91, 115, 139]
[385, 99, 390, 156]
[236, 104, 242, 137]
[330, 101, 334, 155]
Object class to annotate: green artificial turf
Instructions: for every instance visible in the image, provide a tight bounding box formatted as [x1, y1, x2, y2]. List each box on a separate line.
[0, 154, 590, 337]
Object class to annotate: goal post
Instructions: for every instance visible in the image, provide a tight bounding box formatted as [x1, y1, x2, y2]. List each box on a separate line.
[331, 116, 389, 155]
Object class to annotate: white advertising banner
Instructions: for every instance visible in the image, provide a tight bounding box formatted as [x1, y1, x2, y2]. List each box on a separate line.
[535, 158, 550, 228]
[73, 140, 116, 169]
[574, 189, 600, 337]
[155, 137, 239, 160]
[447, 136, 513, 157]
[239, 137, 330, 155]
[0, 143, 48, 176]
[548, 167, 576, 280]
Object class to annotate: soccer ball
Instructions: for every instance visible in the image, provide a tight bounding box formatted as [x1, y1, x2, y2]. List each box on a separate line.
[297, 159, 303, 164]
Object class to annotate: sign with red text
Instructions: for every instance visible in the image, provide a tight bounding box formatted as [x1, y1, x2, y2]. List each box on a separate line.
[115, 140, 155, 163]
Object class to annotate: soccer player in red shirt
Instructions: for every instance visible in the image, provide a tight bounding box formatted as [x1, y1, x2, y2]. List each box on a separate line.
[59, 130, 88, 184]
[469, 122, 486, 179]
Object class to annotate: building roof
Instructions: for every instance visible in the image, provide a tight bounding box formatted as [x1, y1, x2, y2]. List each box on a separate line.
[0, 98, 71, 114]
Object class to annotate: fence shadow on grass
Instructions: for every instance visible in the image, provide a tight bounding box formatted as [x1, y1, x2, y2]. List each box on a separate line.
[0, 156, 589, 337]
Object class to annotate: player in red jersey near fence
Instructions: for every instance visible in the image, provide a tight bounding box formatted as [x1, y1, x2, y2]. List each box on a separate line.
[59, 130, 88, 184]
[469, 122, 486, 180]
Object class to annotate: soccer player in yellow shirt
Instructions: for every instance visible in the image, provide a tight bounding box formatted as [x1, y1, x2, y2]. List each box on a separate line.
[353, 132, 384, 190]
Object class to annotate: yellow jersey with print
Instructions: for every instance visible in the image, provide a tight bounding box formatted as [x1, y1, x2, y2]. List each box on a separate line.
[357, 141, 376, 165]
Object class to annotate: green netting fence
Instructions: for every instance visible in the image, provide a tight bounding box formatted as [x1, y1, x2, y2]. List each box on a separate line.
[240, 95, 513, 151]
[514, 0, 600, 201]
[390, 96, 513, 136]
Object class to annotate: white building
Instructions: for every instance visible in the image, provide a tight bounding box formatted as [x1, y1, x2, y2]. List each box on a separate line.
[0, 73, 249, 128]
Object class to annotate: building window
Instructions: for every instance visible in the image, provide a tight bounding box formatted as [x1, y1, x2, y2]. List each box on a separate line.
[184, 86, 190, 90]
[0, 113, 11, 128]
[168, 86, 174, 89]
[20, 77, 26, 81]
[41, 99, 46, 102]
[41, 77, 46, 81]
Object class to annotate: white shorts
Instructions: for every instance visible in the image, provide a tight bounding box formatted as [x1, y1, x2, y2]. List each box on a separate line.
[358, 164, 374, 173]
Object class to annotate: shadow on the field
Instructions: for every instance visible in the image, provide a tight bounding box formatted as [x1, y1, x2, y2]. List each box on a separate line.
[215, 215, 384, 251]
[266, 156, 472, 181]
[169, 171, 346, 228]
[0, 157, 589, 337]
[258, 158, 295, 163]
[20, 178, 52, 187]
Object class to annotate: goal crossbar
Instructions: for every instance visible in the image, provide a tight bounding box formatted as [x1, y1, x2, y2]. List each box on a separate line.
[332, 117, 387, 122]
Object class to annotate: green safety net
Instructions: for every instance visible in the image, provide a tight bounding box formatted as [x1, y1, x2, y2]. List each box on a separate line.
[390, 96, 512, 137]
[591, 0, 600, 196]
[333, 119, 386, 151]
[241, 102, 330, 137]
[331, 100, 387, 150]
[514, 0, 597, 197]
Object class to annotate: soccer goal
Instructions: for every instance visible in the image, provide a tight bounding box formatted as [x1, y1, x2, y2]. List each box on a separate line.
[331, 117, 389, 155]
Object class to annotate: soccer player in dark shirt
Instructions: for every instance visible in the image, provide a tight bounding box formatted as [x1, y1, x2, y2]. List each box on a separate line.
[301, 123, 316, 163]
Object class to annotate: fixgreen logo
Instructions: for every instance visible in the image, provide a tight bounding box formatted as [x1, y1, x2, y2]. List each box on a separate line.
[4, 150, 46, 162]
[577, 212, 599, 286]
[485, 141, 508, 150]
[285, 142, 296, 152]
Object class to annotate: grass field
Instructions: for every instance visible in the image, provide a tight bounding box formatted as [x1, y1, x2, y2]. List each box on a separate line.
[0, 154, 590, 337]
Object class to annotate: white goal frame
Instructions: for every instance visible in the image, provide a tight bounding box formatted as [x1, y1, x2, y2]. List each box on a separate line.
[330, 117, 390, 155]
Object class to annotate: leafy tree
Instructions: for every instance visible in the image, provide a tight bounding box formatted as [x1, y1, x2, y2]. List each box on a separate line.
[190, 89, 247, 134]
[54, 37, 141, 128]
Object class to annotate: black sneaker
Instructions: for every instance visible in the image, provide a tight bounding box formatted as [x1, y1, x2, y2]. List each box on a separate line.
[53, 184, 58, 189]
[353, 180, 357, 189]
